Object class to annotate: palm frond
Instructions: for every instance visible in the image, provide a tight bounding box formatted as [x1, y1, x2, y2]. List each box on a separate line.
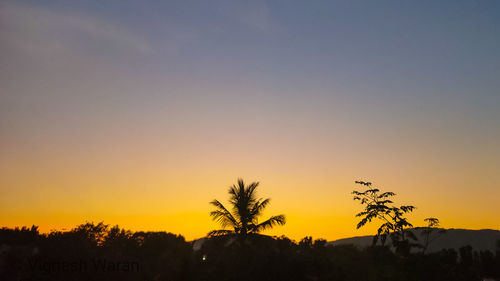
[209, 200, 238, 228]
[250, 198, 270, 218]
[207, 229, 235, 237]
[252, 214, 286, 233]
[245, 181, 259, 201]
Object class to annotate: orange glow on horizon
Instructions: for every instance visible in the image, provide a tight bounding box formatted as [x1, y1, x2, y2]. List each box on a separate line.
[1, 1, 499, 243]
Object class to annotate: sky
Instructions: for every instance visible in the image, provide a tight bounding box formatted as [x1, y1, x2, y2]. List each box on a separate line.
[1, 0, 499, 241]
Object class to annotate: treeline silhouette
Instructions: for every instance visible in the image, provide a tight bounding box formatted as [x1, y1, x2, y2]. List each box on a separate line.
[1, 223, 500, 281]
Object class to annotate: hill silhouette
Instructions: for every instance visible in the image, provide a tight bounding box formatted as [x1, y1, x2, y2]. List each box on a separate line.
[328, 228, 500, 253]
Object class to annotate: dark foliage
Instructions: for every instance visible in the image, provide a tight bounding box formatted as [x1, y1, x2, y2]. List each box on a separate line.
[1, 223, 500, 281]
[0, 223, 191, 281]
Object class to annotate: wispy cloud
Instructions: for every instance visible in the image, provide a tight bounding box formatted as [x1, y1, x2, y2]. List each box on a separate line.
[0, 2, 152, 57]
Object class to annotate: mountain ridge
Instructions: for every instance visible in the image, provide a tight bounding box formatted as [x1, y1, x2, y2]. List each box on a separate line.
[327, 228, 500, 253]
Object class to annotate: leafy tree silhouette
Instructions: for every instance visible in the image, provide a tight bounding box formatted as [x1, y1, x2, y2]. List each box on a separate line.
[72, 221, 109, 246]
[208, 178, 286, 238]
[352, 180, 418, 255]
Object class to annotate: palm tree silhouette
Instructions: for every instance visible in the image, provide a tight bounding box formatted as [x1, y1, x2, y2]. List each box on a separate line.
[208, 179, 286, 237]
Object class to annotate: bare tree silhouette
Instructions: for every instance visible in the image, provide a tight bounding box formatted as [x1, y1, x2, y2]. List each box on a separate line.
[208, 178, 286, 238]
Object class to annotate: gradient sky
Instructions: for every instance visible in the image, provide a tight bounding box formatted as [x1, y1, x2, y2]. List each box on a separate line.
[1, 0, 499, 241]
